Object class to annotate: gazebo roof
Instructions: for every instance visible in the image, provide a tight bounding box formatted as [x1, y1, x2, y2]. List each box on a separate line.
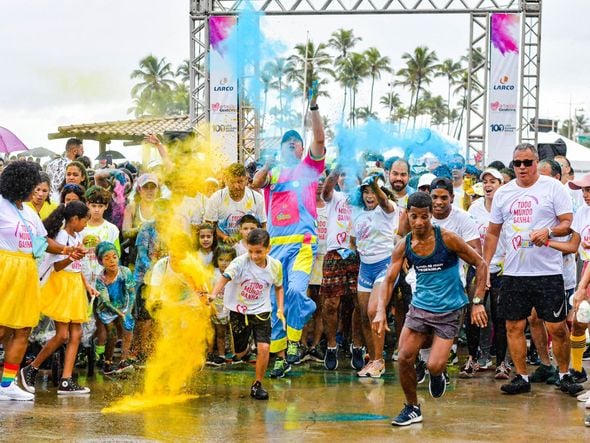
[48, 115, 191, 143]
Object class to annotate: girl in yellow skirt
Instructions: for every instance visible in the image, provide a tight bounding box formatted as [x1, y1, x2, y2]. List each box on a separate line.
[0, 161, 83, 402]
[20, 201, 98, 395]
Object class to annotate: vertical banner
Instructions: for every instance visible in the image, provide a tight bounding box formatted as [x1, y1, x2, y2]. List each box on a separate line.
[487, 13, 521, 164]
[209, 16, 239, 162]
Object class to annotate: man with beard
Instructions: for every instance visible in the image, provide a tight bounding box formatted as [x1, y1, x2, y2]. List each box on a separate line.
[205, 163, 267, 245]
[385, 157, 414, 209]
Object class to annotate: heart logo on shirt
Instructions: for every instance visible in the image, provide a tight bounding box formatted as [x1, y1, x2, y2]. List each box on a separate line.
[336, 232, 347, 245]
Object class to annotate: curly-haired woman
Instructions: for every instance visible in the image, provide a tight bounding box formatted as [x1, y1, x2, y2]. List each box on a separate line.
[0, 161, 84, 401]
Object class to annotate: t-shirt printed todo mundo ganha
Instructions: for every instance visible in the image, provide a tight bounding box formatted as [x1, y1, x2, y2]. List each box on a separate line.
[0, 196, 47, 253]
[490, 175, 573, 276]
[222, 254, 283, 315]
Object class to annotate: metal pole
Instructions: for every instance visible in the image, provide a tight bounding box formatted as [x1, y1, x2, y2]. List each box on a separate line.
[301, 31, 310, 138]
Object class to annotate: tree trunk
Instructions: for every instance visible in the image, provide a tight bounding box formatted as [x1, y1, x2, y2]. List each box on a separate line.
[341, 87, 348, 124]
[413, 80, 422, 130]
[447, 80, 452, 136]
[369, 75, 376, 113]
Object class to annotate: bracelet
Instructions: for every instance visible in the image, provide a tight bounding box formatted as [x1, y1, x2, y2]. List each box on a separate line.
[544, 239, 550, 247]
[309, 104, 319, 111]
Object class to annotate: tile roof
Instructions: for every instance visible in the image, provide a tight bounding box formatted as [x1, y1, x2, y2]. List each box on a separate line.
[49, 115, 191, 141]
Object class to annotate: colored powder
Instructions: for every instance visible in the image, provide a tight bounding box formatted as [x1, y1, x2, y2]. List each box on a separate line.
[103, 126, 224, 414]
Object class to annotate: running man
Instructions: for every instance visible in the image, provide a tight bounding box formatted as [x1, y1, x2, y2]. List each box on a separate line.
[372, 191, 488, 426]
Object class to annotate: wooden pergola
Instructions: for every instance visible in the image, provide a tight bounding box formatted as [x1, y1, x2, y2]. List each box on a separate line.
[48, 115, 191, 155]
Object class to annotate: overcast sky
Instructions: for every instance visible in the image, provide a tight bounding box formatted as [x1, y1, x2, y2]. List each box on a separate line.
[0, 0, 587, 161]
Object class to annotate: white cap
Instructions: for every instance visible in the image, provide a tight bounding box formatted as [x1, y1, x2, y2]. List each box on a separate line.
[480, 168, 503, 182]
[417, 173, 437, 189]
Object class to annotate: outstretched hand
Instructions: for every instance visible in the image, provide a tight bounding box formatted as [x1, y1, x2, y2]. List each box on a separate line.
[372, 309, 390, 337]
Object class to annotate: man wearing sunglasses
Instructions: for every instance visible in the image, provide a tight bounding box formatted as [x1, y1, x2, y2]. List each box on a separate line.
[483, 143, 577, 395]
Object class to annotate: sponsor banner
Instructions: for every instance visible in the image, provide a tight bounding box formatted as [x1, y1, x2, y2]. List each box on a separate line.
[487, 13, 520, 164]
[209, 16, 238, 162]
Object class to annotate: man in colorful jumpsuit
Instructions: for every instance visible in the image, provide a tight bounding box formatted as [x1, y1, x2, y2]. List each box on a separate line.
[252, 93, 325, 377]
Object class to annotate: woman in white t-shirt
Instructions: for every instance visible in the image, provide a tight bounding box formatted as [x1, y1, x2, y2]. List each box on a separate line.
[0, 161, 82, 401]
[352, 174, 399, 379]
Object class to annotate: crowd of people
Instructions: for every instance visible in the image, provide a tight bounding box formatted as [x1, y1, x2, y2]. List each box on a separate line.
[1, 98, 590, 427]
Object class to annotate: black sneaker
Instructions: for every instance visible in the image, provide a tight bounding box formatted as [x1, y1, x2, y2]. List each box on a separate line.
[324, 347, 338, 370]
[269, 358, 291, 378]
[443, 369, 450, 385]
[206, 353, 225, 367]
[250, 381, 269, 400]
[286, 341, 301, 365]
[351, 346, 365, 370]
[307, 346, 324, 363]
[20, 365, 38, 394]
[530, 363, 557, 383]
[583, 346, 590, 361]
[102, 362, 116, 376]
[115, 360, 135, 375]
[570, 367, 588, 384]
[57, 377, 90, 395]
[391, 403, 423, 426]
[527, 348, 541, 366]
[560, 374, 584, 396]
[500, 374, 531, 395]
[415, 359, 427, 384]
[429, 373, 446, 398]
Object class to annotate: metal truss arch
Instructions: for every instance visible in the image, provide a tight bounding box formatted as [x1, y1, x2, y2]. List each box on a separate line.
[189, 0, 542, 164]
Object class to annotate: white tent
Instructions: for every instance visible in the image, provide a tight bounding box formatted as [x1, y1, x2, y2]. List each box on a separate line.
[537, 131, 590, 172]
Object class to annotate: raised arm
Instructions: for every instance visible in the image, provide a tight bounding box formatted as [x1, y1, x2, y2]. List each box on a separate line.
[322, 166, 340, 203]
[371, 177, 395, 214]
[308, 86, 325, 159]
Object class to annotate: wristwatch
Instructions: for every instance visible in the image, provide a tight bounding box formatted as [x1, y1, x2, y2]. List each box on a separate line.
[309, 104, 319, 111]
[547, 227, 554, 238]
[472, 296, 483, 305]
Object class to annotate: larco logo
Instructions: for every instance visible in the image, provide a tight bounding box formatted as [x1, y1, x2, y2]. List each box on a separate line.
[214, 86, 234, 92]
[493, 75, 515, 90]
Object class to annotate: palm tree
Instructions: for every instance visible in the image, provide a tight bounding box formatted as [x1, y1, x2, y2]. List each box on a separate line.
[176, 59, 191, 85]
[356, 106, 379, 123]
[380, 91, 402, 117]
[328, 29, 362, 119]
[286, 41, 334, 99]
[436, 58, 463, 134]
[400, 46, 439, 128]
[364, 48, 392, 113]
[267, 57, 289, 117]
[337, 52, 369, 127]
[130, 55, 177, 99]
[394, 66, 417, 130]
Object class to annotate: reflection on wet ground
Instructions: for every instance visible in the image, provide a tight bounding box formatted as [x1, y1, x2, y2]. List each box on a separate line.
[3, 360, 590, 441]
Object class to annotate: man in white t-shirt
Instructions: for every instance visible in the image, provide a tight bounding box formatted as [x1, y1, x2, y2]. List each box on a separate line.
[484, 143, 580, 396]
[205, 163, 266, 245]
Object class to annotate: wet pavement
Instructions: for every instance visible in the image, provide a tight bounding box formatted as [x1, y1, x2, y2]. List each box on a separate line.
[2, 359, 590, 442]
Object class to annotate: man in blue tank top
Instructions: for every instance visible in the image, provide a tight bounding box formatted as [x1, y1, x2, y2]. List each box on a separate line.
[372, 192, 488, 427]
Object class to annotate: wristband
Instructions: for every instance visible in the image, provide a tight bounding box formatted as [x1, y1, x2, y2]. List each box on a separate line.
[544, 239, 550, 247]
[309, 104, 319, 111]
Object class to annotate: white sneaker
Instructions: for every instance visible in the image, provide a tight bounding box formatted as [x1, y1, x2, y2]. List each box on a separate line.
[577, 390, 590, 402]
[0, 383, 35, 401]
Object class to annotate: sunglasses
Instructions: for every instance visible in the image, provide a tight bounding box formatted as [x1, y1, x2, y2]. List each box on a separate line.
[513, 159, 535, 167]
[63, 184, 83, 192]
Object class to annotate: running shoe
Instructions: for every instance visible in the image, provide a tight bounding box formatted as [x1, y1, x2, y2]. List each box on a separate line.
[570, 367, 588, 384]
[526, 348, 541, 366]
[351, 346, 365, 370]
[286, 341, 301, 365]
[429, 373, 446, 398]
[20, 365, 38, 394]
[500, 374, 531, 395]
[206, 353, 226, 367]
[324, 347, 338, 370]
[478, 358, 493, 370]
[102, 362, 116, 376]
[57, 377, 90, 395]
[391, 349, 399, 362]
[269, 358, 291, 378]
[366, 359, 385, 378]
[250, 381, 269, 400]
[530, 363, 557, 383]
[443, 370, 450, 385]
[495, 361, 512, 380]
[307, 345, 324, 363]
[391, 403, 423, 426]
[115, 360, 135, 375]
[357, 361, 374, 377]
[459, 357, 480, 378]
[560, 374, 584, 396]
[583, 346, 590, 361]
[0, 382, 34, 401]
[415, 359, 427, 384]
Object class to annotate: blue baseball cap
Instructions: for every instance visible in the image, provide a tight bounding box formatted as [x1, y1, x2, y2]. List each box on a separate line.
[281, 130, 303, 144]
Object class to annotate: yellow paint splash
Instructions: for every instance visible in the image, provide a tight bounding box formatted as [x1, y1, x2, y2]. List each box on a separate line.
[103, 125, 227, 414]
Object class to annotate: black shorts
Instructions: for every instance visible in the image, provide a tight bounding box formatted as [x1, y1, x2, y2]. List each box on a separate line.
[229, 311, 271, 354]
[500, 275, 566, 322]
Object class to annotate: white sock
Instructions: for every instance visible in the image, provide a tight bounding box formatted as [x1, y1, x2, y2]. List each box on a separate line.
[451, 344, 457, 353]
[520, 374, 529, 382]
[559, 372, 568, 380]
[419, 348, 431, 362]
